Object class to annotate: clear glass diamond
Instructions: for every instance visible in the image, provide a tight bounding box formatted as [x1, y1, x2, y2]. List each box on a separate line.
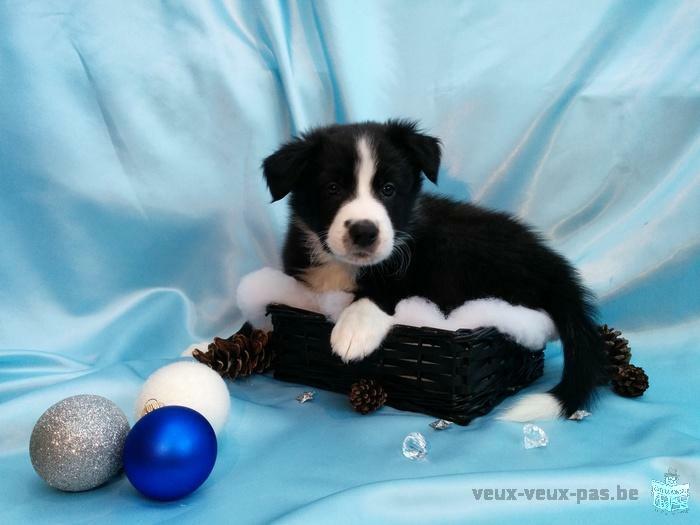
[568, 410, 591, 421]
[523, 424, 549, 449]
[296, 391, 315, 404]
[429, 419, 452, 431]
[402, 432, 429, 460]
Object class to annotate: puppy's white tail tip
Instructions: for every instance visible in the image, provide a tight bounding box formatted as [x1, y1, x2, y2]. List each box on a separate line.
[497, 393, 563, 422]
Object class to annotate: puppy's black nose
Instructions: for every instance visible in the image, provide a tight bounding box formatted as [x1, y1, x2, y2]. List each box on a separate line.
[348, 220, 378, 248]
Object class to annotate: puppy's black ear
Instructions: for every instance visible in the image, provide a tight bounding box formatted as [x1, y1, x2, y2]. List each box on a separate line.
[385, 119, 441, 184]
[261, 133, 321, 202]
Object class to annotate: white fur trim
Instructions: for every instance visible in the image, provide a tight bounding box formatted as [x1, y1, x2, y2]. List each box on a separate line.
[234, 267, 557, 350]
[236, 267, 318, 330]
[392, 296, 556, 349]
[497, 393, 563, 422]
[393, 297, 447, 328]
[449, 298, 557, 348]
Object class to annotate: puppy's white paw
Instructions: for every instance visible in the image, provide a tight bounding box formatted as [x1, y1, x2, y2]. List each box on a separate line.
[331, 299, 393, 362]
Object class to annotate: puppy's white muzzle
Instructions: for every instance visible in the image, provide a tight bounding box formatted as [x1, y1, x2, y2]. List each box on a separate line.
[326, 199, 394, 266]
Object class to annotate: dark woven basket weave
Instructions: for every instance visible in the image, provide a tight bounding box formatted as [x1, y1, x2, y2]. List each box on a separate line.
[268, 304, 545, 425]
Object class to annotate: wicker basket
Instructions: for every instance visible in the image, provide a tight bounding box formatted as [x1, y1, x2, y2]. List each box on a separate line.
[268, 304, 545, 425]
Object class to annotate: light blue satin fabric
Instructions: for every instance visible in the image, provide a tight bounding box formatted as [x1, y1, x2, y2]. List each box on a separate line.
[1, 1, 699, 523]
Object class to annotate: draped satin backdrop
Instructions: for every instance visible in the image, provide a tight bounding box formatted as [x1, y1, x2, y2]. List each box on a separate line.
[1, 1, 699, 523]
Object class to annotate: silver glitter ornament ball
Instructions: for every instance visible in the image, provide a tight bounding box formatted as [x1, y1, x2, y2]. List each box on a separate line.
[30, 394, 130, 492]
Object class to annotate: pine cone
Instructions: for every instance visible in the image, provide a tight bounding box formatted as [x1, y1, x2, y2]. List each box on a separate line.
[349, 379, 387, 414]
[598, 324, 631, 383]
[249, 329, 273, 373]
[612, 364, 649, 397]
[193, 323, 273, 380]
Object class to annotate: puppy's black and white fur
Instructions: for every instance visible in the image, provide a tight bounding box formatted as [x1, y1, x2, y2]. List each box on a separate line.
[262, 120, 605, 420]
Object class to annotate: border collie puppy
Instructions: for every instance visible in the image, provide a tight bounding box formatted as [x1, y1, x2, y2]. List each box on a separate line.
[262, 120, 605, 420]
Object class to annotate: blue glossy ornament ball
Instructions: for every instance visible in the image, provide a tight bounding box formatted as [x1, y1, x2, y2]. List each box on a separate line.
[123, 405, 217, 501]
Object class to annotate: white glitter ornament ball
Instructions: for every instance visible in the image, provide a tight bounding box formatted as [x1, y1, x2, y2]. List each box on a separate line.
[29, 395, 130, 492]
[135, 361, 231, 434]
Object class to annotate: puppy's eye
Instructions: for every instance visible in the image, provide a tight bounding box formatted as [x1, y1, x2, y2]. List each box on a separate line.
[381, 183, 396, 197]
[326, 182, 340, 196]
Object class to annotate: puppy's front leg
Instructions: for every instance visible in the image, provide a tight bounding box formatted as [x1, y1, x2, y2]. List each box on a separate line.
[330, 298, 393, 363]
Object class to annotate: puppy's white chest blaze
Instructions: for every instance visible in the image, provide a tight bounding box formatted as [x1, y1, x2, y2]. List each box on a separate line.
[301, 261, 357, 293]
